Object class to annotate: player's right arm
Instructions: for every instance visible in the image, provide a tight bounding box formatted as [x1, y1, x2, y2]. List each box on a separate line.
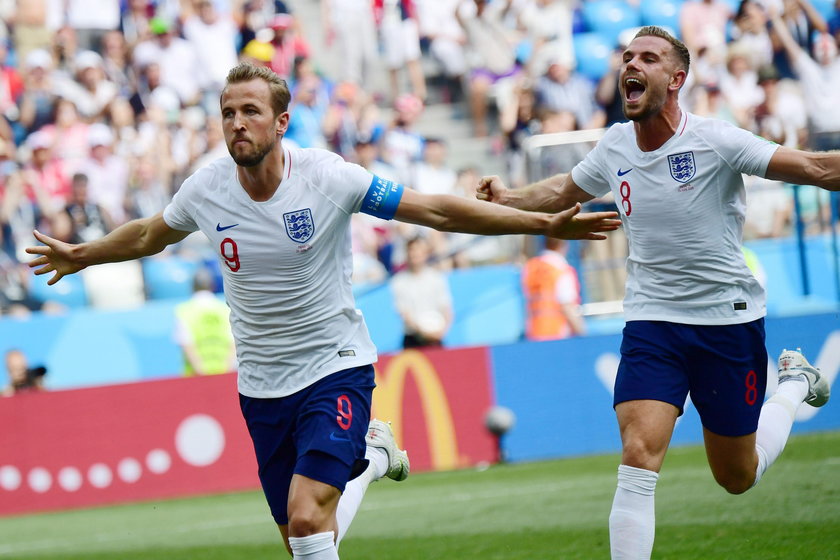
[476, 173, 595, 213]
[26, 211, 190, 285]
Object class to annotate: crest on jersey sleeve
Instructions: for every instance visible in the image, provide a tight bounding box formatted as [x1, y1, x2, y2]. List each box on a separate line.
[283, 208, 315, 243]
[667, 151, 696, 183]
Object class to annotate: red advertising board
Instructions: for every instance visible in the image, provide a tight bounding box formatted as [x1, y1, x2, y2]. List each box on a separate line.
[0, 373, 257, 516]
[0, 346, 497, 516]
[372, 347, 497, 472]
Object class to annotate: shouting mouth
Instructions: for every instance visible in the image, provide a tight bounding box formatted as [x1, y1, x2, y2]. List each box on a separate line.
[624, 77, 646, 104]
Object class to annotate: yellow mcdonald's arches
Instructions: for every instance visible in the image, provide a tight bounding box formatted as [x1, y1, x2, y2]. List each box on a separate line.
[372, 350, 459, 470]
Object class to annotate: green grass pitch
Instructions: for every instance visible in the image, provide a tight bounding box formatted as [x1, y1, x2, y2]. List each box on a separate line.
[1, 430, 838, 559]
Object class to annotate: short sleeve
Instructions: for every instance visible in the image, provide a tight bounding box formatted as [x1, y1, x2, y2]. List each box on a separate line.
[318, 156, 378, 214]
[571, 132, 611, 198]
[163, 175, 200, 232]
[703, 119, 779, 177]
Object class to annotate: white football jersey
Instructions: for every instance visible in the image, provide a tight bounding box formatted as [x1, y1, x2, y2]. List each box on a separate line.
[164, 147, 381, 398]
[571, 112, 779, 325]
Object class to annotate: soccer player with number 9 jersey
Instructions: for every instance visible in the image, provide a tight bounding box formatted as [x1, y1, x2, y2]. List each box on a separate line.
[477, 26, 838, 560]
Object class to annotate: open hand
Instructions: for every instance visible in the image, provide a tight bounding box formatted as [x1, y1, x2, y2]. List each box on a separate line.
[25, 230, 85, 285]
[547, 203, 621, 240]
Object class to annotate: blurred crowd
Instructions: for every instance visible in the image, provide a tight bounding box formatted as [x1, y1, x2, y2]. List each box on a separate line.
[0, 0, 839, 320]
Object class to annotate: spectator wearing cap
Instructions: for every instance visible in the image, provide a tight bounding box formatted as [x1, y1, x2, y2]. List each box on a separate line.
[21, 131, 71, 214]
[54, 50, 118, 122]
[17, 50, 56, 138]
[65, 0, 121, 52]
[133, 17, 202, 106]
[719, 44, 764, 129]
[268, 13, 311, 79]
[77, 123, 129, 224]
[754, 64, 807, 147]
[240, 39, 276, 68]
[183, 0, 239, 98]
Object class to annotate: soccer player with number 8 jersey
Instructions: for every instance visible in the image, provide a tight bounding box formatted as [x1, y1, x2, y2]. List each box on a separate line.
[25, 62, 620, 559]
[477, 26, 837, 560]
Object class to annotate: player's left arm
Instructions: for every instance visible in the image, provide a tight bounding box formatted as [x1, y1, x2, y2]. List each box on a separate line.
[764, 146, 840, 191]
[392, 187, 620, 240]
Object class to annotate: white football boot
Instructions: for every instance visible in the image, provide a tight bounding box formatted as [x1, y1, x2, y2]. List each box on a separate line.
[365, 419, 410, 482]
[778, 348, 830, 408]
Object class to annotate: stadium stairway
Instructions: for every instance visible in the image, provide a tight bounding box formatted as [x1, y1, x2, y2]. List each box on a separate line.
[288, 0, 505, 178]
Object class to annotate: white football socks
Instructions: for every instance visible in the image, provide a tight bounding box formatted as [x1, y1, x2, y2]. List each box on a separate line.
[335, 446, 388, 548]
[753, 375, 808, 487]
[288, 531, 339, 560]
[609, 464, 659, 560]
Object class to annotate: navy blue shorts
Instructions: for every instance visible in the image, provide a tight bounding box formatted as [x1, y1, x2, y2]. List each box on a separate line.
[614, 319, 768, 437]
[239, 365, 375, 525]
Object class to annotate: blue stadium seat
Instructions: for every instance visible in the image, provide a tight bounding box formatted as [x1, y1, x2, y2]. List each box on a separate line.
[581, 0, 642, 41]
[142, 257, 198, 300]
[574, 32, 615, 82]
[810, 0, 835, 20]
[29, 269, 88, 308]
[639, 0, 684, 35]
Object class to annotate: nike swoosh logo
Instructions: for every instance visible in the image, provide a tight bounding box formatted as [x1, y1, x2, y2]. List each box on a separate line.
[329, 432, 351, 442]
[617, 168, 633, 176]
[216, 223, 239, 232]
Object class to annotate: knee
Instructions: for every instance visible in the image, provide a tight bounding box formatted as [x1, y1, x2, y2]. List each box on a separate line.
[621, 438, 666, 472]
[713, 470, 754, 495]
[287, 507, 330, 538]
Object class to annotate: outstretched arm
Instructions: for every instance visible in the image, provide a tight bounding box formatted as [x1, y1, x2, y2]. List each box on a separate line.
[765, 146, 840, 191]
[26, 211, 191, 285]
[393, 188, 619, 240]
[476, 172, 595, 212]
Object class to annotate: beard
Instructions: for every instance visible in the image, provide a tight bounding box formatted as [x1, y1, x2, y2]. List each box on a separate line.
[623, 91, 666, 122]
[229, 136, 276, 167]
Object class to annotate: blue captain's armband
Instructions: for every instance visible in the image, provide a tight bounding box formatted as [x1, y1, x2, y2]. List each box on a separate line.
[360, 175, 404, 220]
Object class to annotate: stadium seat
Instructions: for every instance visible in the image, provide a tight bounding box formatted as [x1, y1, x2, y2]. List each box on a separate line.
[810, 0, 835, 20]
[29, 269, 88, 309]
[573, 32, 615, 82]
[142, 257, 199, 300]
[581, 0, 642, 43]
[639, 0, 684, 35]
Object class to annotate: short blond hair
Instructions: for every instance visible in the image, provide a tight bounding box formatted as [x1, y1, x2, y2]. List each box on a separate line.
[223, 62, 291, 116]
[634, 26, 691, 73]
